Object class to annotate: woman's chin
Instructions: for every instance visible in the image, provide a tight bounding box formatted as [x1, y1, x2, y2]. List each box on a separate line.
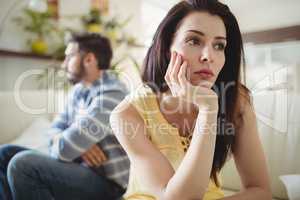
[191, 79, 213, 88]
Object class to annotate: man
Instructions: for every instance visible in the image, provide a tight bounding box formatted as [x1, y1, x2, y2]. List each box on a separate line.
[0, 33, 130, 200]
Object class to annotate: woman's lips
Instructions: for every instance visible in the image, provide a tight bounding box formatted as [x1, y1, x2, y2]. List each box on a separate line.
[193, 69, 214, 78]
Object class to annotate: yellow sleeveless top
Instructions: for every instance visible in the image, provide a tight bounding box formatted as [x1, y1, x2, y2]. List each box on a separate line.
[123, 85, 224, 200]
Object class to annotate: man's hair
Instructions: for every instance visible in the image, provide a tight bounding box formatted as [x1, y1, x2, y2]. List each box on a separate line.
[69, 33, 113, 70]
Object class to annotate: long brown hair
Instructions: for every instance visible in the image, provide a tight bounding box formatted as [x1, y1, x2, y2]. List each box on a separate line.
[141, 0, 250, 186]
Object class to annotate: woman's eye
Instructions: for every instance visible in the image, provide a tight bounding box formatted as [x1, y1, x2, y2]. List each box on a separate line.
[186, 38, 200, 46]
[214, 43, 226, 51]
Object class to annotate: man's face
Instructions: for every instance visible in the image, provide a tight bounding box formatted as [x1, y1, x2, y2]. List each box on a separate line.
[61, 42, 84, 84]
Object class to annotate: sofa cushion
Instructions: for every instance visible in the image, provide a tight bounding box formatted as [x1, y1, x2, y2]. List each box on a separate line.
[222, 188, 280, 200]
[0, 90, 66, 144]
[10, 117, 52, 154]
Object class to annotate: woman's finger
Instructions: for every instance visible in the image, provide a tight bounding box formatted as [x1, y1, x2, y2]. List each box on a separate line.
[165, 51, 176, 81]
[170, 54, 182, 84]
[178, 60, 188, 86]
[169, 54, 182, 96]
[165, 52, 178, 96]
[169, 51, 176, 69]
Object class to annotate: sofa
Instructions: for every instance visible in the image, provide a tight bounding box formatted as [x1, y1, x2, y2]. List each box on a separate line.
[0, 90, 298, 200]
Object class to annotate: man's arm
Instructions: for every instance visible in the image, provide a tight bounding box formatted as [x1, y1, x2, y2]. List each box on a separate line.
[50, 110, 69, 132]
[50, 91, 126, 162]
[48, 87, 78, 135]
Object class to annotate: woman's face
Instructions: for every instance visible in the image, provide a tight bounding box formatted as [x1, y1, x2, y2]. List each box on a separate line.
[170, 11, 227, 87]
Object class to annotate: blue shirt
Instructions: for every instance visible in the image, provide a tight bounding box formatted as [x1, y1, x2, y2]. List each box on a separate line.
[49, 70, 130, 189]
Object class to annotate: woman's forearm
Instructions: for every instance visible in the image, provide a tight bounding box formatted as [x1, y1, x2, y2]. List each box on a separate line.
[162, 111, 218, 200]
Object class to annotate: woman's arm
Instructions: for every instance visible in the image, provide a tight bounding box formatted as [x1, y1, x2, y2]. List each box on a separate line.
[221, 98, 272, 200]
[164, 110, 218, 200]
[110, 99, 218, 200]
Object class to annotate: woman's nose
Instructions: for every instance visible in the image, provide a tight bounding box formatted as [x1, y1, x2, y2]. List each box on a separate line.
[199, 46, 213, 63]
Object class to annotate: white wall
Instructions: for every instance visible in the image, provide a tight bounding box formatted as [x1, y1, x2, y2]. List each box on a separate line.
[0, 55, 60, 91]
[141, 0, 300, 33]
[0, 0, 32, 51]
[1, 0, 300, 52]
[224, 0, 300, 32]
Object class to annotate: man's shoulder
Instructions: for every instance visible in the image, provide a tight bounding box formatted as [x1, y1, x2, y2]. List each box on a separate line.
[101, 71, 128, 94]
[66, 83, 84, 100]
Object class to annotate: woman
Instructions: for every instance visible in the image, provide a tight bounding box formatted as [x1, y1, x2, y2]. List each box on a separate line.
[110, 0, 272, 199]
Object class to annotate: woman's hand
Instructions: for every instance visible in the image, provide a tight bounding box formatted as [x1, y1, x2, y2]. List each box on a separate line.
[164, 51, 218, 111]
